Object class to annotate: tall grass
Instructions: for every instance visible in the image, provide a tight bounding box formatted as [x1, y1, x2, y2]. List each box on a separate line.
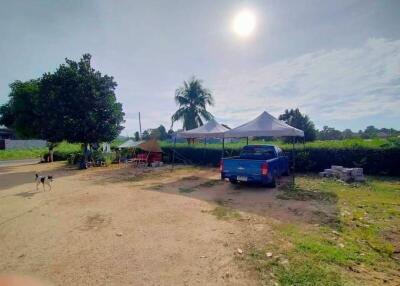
[0, 148, 47, 160]
[0, 141, 81, 161]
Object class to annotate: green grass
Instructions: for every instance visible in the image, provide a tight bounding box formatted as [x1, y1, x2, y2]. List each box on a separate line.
[179, 187, 197, 193]
[54, 141, 81, 154]
[244, 245, 344, 286]
[197, 179, 222, 188]
[210, 199, 242, 220]
[0, 141, 81, 161]
[210, 206, 242, 220]
[0, 147, 47, 160]
[243, 175, 400, 285]
[276, 184, 338, 202]
[0, 140, 117, 161]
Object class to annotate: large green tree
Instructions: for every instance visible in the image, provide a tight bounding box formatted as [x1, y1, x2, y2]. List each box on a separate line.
[171, 77, 214, 130]
[342, 129, 354, 139]
[38, 54, 124, 144]
[134, 131, 140, 141]
[279, 108, 317, 142]
[317, 126, 343, 140]
[0, 80, 41, 138]
[0, 54, 125, 156]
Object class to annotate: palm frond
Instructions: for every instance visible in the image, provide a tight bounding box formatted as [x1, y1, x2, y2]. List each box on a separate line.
[171, 76, 215, 130]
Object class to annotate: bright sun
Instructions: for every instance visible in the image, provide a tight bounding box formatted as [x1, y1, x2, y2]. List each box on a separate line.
[233, 10, 256, 37]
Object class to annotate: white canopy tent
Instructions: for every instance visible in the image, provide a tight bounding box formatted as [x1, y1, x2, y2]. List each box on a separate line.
[172, 119, 229, 168]
[224, 111, 304, 138]
[171, 111, 304, 185]
[224, 111, 304, 186]
[177, 119, 229, 138]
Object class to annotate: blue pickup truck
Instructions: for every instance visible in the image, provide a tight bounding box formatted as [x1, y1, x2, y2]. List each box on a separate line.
[220, 145, 289, 187]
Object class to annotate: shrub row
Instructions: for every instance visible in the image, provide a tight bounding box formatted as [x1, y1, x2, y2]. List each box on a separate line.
[46, 145, 400, 176]
[162, 146, 400, 176]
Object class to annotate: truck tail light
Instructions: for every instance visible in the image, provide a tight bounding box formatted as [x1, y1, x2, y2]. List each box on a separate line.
[261, 162, 269, 176]
[220, 160, 224, 172]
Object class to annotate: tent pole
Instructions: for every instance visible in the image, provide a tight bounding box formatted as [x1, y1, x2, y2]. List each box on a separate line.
[222, 137, 225, 158]
[292, 137, 295, 188]
[203, 137, 206, 165]
[172, 137, 176, 170]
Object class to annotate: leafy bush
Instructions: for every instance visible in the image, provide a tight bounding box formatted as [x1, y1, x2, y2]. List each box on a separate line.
[66, 153, 83, 165]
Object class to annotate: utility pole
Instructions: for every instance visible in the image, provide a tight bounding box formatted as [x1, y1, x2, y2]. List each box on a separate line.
[138, 112, 142, 139]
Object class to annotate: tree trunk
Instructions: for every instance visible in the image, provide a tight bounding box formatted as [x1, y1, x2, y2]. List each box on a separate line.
[48, 145, 54, 162]
[80, 143, 89, 169]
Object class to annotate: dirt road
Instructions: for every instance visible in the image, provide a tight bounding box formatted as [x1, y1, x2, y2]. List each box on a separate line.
[0, 162, 322, 286]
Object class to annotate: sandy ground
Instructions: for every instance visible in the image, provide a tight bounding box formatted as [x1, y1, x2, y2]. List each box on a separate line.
[0, 162, 328, 286]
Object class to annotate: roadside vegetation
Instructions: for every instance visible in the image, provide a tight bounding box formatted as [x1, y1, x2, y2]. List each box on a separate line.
[0, 147, 47, 161]
[241, 175, 400, 285]
[0, 141, 124, 161]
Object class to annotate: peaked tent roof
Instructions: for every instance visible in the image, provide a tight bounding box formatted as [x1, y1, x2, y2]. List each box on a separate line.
[224, 111, 304, 138]
[118, 139, 143, 149]
[118, 139, 162, 152]
[138, 139, 162, 152]
[177, 119, 229, 138]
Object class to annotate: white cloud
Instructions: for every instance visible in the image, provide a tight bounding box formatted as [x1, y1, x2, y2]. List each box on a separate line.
[210, 38, 400, 128]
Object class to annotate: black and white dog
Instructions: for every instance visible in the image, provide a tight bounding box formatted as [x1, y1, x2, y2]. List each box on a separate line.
[35, 174, 54, 191]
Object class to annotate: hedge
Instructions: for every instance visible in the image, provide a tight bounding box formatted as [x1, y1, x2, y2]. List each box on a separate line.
[46, 145, 400, 176]
[161, 146, 400, 176]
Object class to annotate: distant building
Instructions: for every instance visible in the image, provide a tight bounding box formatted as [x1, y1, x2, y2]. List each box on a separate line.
[0, 126, 15, 139]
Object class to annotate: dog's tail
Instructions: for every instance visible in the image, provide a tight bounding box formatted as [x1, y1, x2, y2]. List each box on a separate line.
[35, 173, 39, 179]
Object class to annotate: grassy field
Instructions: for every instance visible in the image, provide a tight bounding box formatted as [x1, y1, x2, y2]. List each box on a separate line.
[242, 175, 400, 285]
[0, 141, 119, 161]
[0, 141, 82, 161]
[0, 147, 48, 161]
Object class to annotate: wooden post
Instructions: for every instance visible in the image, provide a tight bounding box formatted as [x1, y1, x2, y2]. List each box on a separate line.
[203, 137, 207, 164]
[292, 137, 296, 187]
[221, 137, 225, 158]
[246, 137, 249, 145]
[138, 112, 142, 139]
[172, 136, 176, 170]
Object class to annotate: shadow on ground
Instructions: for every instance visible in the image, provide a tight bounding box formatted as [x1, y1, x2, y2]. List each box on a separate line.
[88, 164, 340, 227]
[154, 176, 339, 226]
[0, 163, 79, 192]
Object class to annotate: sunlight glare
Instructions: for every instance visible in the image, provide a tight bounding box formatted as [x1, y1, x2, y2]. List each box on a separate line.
[233, 10, 256, 37]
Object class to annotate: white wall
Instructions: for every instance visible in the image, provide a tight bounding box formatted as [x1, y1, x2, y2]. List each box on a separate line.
[4, 139, 47, 149]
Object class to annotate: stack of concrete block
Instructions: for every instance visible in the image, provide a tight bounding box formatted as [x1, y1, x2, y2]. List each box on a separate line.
[319, 165, 365, 182]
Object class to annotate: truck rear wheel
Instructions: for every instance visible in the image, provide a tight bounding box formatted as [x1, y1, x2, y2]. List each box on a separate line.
[229, 179, 238, 184]
[266, 176, 277, 188]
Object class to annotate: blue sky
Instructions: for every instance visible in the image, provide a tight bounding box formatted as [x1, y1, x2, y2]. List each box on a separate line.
[0, 0, 399, 135]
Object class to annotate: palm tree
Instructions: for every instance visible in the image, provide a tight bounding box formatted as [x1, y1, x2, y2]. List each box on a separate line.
[171, 77, 214, 130]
